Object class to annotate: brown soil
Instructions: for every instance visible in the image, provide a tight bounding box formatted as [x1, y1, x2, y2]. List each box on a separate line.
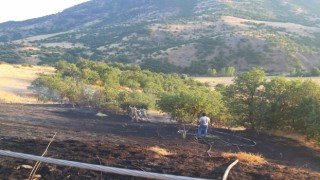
[0, 103, 319, 180]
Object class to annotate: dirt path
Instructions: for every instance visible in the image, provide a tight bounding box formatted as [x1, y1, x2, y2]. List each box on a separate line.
[0, 104, 319, 179]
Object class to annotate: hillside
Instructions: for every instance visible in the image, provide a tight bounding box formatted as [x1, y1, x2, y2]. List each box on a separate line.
[0, 0, 320, 75]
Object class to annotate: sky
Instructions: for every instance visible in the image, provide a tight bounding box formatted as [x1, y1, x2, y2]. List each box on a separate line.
[0, 0, 90, 23]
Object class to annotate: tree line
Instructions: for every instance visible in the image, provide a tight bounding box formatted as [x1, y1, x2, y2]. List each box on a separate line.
[32, 60, 320, 142]
[219, 68, 320, 141]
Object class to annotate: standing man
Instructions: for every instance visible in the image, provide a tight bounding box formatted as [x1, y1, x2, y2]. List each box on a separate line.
[197, 113, 210, 142]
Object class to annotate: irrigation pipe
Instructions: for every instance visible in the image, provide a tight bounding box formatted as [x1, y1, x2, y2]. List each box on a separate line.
[0, 150, 212, 180]
[204, 141, 212, 157]
[222, 159, 239, 180]
[181, 128, 256, 158]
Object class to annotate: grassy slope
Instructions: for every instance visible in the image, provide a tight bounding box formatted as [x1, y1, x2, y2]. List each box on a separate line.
[0, 64, 54, 103]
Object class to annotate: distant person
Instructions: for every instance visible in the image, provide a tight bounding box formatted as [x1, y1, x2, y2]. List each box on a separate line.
[197, 113, 210, 142]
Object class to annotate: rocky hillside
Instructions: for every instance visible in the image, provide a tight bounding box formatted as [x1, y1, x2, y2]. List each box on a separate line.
[0, 0, 320, 75]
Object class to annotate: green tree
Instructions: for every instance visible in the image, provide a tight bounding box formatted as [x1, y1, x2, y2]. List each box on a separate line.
[64, 77, 83, 108]
[310, 67, 320, 76]
[289, 80, 320, 136]
[261, 77, 290, 129]
[226, 66, 236, 76]
[55, 60, 69, 72]
[32, 73, 68, 102]
[157, 88, 225, 123]
[118, 91, 156, 110]
[290, 67, 297, 77]
[81, 68, 100, 84]
[292, 96, 320, 140]
[207, 68, 217, 77]
[261, 78, 320, 141]
[220, 67, 227, 77]
[161, 73, 188, 93]
[103, 69, 120, 87]
[224, 67, 266, 129]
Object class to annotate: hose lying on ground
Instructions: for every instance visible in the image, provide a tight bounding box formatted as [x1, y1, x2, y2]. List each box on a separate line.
[184, 130, 257, 148]
[177, 128, 257, 158]
[211, 130, 257, 147]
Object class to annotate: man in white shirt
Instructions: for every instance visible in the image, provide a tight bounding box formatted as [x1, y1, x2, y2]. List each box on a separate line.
[197, 113, 210, 142]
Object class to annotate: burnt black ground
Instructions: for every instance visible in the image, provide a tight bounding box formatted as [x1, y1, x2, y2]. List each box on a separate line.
[0, 104, 319, 179]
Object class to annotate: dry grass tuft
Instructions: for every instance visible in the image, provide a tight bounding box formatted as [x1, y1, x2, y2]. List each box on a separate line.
[222, 152, 267, 165]
[192, 77, 234, 90]
[148, 146, 173, 156]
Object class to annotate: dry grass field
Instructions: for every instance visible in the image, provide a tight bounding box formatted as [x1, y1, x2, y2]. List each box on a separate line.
[193, 76, 320, 88]
[193, 77, 234, 87]
[222, 16, 320, 36]
[0, 64, 54, 103]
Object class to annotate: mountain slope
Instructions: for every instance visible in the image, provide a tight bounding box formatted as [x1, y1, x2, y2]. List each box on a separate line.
[0, 0, 320, 75]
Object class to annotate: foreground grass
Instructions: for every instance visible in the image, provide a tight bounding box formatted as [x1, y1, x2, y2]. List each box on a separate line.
[0, 64, 54, 103]
[148, 146, 174, 156]
[222, 152, 267, 165]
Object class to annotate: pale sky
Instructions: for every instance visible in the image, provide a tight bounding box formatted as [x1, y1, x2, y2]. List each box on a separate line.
[0, 0, 90, 23]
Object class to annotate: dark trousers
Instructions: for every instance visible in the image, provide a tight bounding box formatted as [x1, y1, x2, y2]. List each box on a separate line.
[197, 125, 208, 139]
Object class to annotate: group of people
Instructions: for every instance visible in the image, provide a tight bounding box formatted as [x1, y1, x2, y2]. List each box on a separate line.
[127, 106, 150, 122]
